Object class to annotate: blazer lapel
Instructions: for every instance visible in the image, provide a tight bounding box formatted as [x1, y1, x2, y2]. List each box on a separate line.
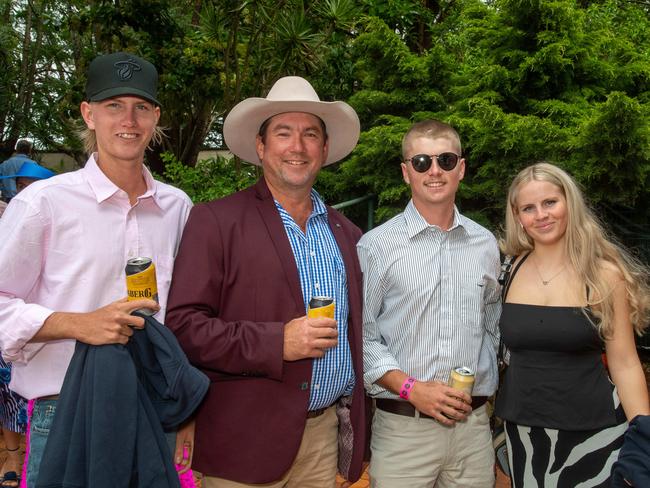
[254, 180, 305, 316]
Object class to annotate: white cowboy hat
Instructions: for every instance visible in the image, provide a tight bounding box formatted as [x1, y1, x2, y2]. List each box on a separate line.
[223, 76, 360, 166]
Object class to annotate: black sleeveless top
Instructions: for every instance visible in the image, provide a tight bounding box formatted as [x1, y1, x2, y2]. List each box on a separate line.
[494, 255, 620, 431]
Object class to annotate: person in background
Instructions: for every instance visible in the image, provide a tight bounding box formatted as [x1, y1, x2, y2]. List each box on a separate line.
[166, 76, 367, 487]
[0, 161, 54, 487]
[0, 52, 193, 486]
[495, 162, 650, 487]
[0, 140, 35, 202]
[358, 119, 500, 488]
[0, 162, 56, 194]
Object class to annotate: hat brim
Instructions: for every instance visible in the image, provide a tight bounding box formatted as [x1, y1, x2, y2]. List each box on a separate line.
[223, 99, 360, 166]
[89, 87, 161, 107]
[0, 165, 56, 180]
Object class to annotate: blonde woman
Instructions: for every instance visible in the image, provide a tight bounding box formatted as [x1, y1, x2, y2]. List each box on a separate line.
[494, 162, 650, 487]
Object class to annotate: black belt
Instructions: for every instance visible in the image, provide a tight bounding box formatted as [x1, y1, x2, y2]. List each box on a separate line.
[36, 394, 60, 401]
[306, 406, 328, 419]
[376, 397, 487, 419]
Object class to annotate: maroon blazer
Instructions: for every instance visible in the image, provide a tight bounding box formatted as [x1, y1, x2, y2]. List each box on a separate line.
[166, 178, 367, 483]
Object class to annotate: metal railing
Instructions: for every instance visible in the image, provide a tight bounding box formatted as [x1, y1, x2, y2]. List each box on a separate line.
[333, 194, 375, 231]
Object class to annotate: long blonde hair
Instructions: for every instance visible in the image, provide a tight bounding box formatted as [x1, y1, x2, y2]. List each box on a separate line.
[502, 162, 650, 337]
[78, 124, 165, 156]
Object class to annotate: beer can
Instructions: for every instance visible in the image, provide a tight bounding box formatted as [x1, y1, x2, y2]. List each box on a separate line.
[125, 257, 158, 316]
[448, 366, 475, 396]
[307, 296, 335, 319]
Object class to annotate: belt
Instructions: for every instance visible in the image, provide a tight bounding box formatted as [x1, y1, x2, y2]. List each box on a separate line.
[36, 394, 60, 401]
[306, 406, 329, 419]
[376, 396, 487, 419]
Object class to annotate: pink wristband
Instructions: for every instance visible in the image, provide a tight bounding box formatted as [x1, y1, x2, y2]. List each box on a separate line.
[399, 376, 416, 400]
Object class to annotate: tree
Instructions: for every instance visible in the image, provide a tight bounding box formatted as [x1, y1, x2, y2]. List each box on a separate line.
[1, 0, 79, 160]
[327, 0, 650, 232]
[2, 0, 363, 173]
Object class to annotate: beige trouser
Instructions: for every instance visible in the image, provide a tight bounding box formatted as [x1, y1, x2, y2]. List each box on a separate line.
[202, 406, 338, 488]
[370, 405, 494, 488]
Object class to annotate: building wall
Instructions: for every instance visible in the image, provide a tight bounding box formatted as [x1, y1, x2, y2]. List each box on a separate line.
[36, 150, 233, 174]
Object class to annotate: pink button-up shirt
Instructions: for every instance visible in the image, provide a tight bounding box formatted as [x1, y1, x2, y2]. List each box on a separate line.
[0, 154, 192, 399]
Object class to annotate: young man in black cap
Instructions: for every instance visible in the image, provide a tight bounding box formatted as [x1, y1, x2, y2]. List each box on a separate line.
[0, 52, 193, 485]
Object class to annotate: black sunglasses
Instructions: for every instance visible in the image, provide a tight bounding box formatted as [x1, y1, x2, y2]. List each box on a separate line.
[405, 153, 460, 172]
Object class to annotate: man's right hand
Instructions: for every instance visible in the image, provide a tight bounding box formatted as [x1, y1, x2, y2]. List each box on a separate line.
[33, 297, 159, 345]
[283, 315, 338, 361]
[409, 380, 472, 426]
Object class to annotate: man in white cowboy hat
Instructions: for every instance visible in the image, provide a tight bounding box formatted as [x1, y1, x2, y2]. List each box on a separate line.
[0, 52, 193, 486]
[166, 76, 368, 487]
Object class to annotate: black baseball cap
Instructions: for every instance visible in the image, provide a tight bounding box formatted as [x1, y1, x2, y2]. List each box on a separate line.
[85, 52, 160, 106]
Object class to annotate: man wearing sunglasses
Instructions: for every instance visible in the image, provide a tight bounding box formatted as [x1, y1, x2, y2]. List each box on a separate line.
[358, 119, 500, 487]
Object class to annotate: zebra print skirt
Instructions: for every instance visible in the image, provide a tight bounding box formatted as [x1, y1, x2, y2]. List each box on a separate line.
[504, 405, 627, 487]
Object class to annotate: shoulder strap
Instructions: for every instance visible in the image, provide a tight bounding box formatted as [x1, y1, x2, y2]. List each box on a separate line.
[497, 252, 529, 369]
[500, 252, 530, 301]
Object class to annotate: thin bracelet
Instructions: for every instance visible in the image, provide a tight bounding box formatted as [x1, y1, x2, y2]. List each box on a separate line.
[399, 376, 416, 400]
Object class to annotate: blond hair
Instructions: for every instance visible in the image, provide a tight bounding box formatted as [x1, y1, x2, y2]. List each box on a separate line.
[502, 162, 650, 337]
[78, 124, 165, 156]
[401, 119, 462, 160]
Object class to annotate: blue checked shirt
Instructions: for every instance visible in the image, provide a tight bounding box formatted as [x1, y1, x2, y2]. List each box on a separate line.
[275, 190, 355, 410]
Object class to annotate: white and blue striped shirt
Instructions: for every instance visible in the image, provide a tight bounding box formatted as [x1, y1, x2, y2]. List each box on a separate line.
[276, 190, 355, 410]
[358, 201, 501, 397]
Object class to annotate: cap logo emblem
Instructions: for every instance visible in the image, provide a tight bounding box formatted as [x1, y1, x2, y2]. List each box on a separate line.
[114, 58, 141, 81]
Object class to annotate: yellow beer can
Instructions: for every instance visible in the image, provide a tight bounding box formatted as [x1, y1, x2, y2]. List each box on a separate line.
[307, 296, 335, 319]
[125, 257, 158, 316]
[448, 366, 475, 396]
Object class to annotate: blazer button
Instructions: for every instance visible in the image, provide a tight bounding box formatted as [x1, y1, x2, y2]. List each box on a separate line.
[300, 382, 309, 390]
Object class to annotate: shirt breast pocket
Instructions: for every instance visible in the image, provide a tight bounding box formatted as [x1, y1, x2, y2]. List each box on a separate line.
[459, 279, 486, 330]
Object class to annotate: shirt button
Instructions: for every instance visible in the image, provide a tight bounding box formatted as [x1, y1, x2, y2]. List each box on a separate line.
[310, 251, 315, 257]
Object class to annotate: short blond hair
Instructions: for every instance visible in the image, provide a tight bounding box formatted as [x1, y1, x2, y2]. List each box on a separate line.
[401, 120, 462, 160]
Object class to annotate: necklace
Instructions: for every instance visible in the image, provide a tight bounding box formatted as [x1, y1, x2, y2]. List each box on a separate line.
[531, 253, 566, 286]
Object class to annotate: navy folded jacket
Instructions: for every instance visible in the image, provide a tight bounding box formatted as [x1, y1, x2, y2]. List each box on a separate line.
[36, 314, 210, 488]
[611, 414, 650, 487]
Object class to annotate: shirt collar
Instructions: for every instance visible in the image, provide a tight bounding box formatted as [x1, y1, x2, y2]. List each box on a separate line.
[84, 153, 161, 208]
[404, 200, 467, 239]
[274, 189, 328, 220]
[310, 189, 328, 217]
